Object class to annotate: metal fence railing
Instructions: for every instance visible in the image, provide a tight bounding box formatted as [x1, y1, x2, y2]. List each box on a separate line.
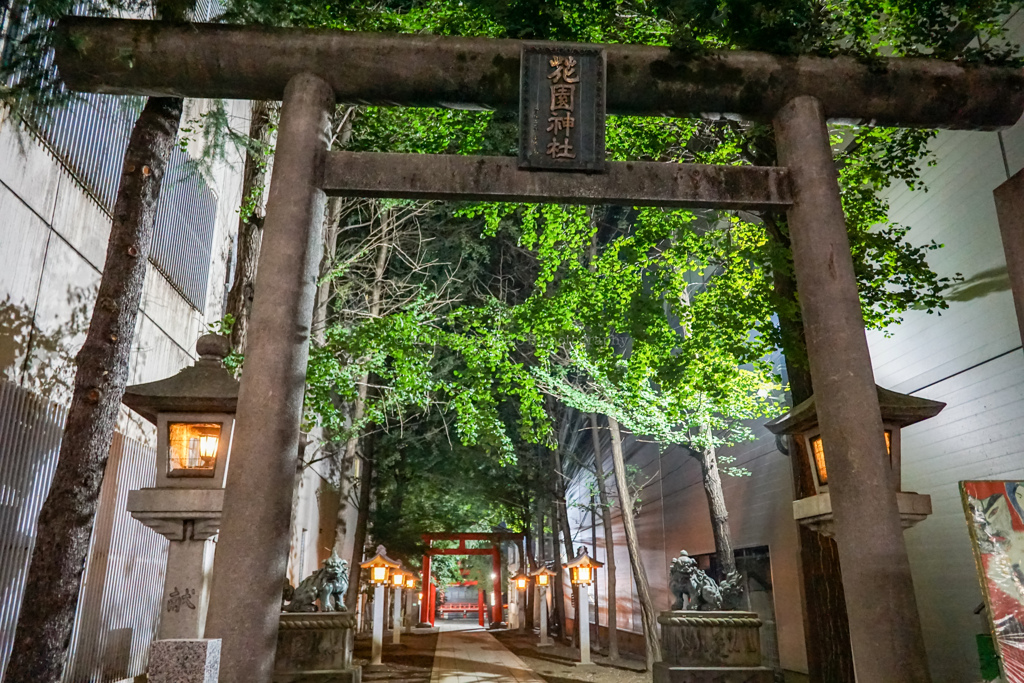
[0, 379, 168, 682]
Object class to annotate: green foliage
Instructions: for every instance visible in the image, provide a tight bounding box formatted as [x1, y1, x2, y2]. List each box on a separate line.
[272, 0, 1006, 556]
[662, 0, 1022, 64]
[204, 315, 244, 372]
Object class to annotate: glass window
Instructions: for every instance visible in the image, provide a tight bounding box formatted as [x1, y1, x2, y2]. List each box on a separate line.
[167, 422, 221, 476]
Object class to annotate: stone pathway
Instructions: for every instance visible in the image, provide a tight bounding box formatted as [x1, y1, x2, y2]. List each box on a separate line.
[429, 621, 547, 683]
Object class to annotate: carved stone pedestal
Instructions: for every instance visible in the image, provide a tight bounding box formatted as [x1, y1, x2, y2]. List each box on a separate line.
[274, 612, 362, 683]
[654, 611, 773, 683]
[148, 638, 220, 683]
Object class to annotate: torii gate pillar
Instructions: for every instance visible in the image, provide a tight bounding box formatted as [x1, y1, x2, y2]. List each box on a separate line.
[203, 73, 334, 683]
[491, 548, 505, 627]
[775, 96, 930, 682]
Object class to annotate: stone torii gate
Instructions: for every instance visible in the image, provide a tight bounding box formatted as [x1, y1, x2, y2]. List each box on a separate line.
[53, 17, 1024, 683]
[419, 532, 524, 627]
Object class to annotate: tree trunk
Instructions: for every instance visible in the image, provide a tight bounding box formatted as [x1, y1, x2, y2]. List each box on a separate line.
[550, 443, 577, 644]
[589, 413, 619, 660]
[695, 441, 737, 578]
[523, 527, 534, 629]
[225, 99, 274, 355]
[5, 96, 183, 683]
[774, 256, 855, 683]
[314, 197, 343, 341]
[345, 434, 375, 611]
[550, 502, 567, 640]
[607, 416, 661, 669]
[334, 212, 390, 558]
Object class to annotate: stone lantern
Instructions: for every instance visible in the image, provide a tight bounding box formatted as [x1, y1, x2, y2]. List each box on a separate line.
[361, 545, 400, 667]
[512, 570, 530, 592]
[390, 566, 406, 644]
[532, 566, 556, 647]
[122, 333, 238, 640]
[765, 384, 945, 537]
[362, 545, 401, 586]
[532, 565, 555, 588]
[510, 569, 529, 631]
[566, 547, 601, 587]
[566, 547, 603, 665]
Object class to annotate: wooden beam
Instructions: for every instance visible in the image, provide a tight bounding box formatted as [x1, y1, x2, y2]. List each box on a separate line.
[54, 17, 1024, 130]
[422, 532, 523, 542]
[426, 549, 498, 556]
[323, 152, 792, 210]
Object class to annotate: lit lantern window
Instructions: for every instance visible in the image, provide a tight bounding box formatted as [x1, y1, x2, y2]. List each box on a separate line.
[810, 430, 892, 488]
[533, 565, 555, 586]
[566, 547, 602, 587]
[168, 422, 221, 475]
[361, 545, 401, 586]
[406, 578, 416, 589]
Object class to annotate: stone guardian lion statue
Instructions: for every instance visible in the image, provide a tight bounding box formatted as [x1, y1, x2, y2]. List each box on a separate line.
[283, 550, 350, 612]
[669, 550, 744, 611]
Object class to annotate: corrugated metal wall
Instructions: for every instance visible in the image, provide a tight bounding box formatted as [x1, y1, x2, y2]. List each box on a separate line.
[1, 5, 219, 312]
[150, 147, 219, 311]
[64, 432, 168, 683]
[0, 378, 65, 678]
[0, 379, 168, 682]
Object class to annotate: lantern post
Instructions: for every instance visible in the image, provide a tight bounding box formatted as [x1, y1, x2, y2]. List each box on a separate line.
[391, 567, 405, 644]
[121, 333, 238, 640]
[532, 566, 556, 647]
[511, 570, 529, 632]
[566, 547, 602, 666]
[405, 577, 416, 634]
[361, 545, 400, 667]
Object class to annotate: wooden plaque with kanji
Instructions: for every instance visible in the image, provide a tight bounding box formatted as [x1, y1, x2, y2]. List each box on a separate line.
[519, 45, 606, 172]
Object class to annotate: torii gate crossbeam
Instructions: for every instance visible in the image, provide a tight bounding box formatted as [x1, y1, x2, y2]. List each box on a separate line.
[56, 17, 1024, 129]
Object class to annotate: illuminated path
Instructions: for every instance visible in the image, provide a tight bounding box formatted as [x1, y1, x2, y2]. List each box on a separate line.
[429, 621, 546, 683]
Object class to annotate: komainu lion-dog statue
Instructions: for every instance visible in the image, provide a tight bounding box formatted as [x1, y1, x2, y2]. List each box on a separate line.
[283, 550, 350, 612]
[669, 550, 744, 611]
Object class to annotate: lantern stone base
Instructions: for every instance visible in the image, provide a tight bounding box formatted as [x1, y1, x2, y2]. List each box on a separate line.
[653, 665, 773, 683]
[654, 611, 772, 683]
[792, 491, 932, 537]
[148, 638, 220, 683]
[274, 612, 361, 683]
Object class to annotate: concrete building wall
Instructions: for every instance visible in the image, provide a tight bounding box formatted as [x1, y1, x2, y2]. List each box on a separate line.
[861, 120, 1024, 683]
[0, 98, 247, 433]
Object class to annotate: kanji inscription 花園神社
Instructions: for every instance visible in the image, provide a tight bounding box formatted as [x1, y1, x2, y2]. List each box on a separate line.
[519, 45, 606, 172]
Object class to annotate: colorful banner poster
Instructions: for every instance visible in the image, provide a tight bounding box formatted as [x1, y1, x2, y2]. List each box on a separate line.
[961, 480, 1024, 682]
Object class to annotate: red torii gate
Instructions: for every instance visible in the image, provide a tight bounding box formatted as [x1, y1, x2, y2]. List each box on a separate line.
[420, 532, 524, 627]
